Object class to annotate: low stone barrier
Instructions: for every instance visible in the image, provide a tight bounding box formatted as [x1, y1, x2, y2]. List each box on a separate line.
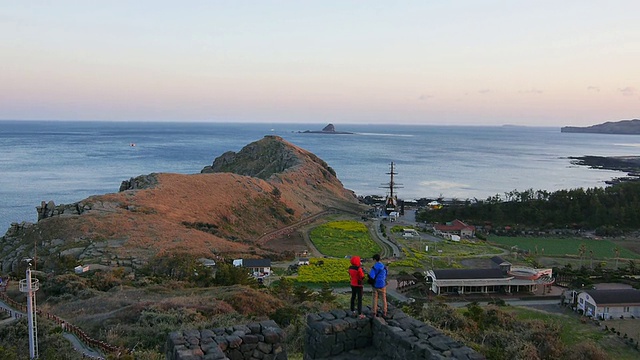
[304, 309, 372, 358]
[305, 307, 485, 360]
[166, 320, 286, 360]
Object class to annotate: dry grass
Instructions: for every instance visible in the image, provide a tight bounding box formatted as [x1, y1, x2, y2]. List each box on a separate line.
[32, 145, 361, 263]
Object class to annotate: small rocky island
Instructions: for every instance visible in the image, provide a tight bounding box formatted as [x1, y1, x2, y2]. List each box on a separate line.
[561, 119, 640, 134]
[298, 123, 353, 134]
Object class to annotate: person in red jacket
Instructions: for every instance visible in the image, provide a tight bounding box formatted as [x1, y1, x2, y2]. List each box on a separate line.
[348, 256, 366, 318]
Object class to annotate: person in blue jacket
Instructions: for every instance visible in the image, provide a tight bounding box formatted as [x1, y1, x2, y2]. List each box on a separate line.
[369, 254, 387, 317]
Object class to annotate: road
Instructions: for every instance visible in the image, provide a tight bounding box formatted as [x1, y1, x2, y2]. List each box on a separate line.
[370, 218, 401, 258]
[1, 299, 104, 359]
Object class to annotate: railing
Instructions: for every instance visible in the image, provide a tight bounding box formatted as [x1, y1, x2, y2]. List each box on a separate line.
[0, 291, 126, 357]
[19, 278, 40, 292]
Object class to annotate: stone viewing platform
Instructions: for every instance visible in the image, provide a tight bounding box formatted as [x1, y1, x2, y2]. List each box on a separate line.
[166, 320, 287, 360]
[305, 306, 484, 360]
[167, 305, 484, 360]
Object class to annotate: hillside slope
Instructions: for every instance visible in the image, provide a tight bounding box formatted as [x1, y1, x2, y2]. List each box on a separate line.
[0, 136, 362, 272]
[561, 119, 640, 134]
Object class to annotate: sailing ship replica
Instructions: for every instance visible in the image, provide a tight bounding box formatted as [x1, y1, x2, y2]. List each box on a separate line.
[381, 162, 403, 216]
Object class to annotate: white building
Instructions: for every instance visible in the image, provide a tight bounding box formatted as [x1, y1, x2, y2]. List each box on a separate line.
[233, 258, 272, 278]
[576, 289, 640, 320]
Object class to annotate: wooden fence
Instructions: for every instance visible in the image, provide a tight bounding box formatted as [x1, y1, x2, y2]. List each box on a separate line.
[0, 290, 127, 357]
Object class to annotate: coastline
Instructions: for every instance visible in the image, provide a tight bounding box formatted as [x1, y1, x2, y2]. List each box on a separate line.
[569, 155, 640, 184]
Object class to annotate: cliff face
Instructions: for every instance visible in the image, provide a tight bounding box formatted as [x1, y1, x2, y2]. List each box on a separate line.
[561, 119, 640, 134]
[0, 136, 361, 272]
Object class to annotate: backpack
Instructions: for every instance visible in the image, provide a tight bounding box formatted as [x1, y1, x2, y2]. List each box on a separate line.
[367, 273, 376, 286]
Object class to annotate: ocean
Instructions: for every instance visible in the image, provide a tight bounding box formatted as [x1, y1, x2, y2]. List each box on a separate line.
[1, 120, 637, 233]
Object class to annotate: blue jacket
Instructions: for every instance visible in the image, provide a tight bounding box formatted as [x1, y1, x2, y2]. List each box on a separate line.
[369, 261, 387, 289]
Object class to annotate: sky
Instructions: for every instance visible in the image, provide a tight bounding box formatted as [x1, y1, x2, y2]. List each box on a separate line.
[1, 1, 639, 126]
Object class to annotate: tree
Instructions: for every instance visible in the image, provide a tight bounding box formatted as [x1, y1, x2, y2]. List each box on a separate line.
[578, 244, 587, 268]
[214, 263, 256, 286]
[317, 282, 336, 303]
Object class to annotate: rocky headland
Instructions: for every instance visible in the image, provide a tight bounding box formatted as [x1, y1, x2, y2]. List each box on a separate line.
[0, 135, 363, 273]
[561, 118, 640, 134]
[569, 155, 640, 185]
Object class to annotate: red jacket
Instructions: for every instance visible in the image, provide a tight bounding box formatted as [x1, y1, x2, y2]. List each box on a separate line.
[348, 256, 365, 287]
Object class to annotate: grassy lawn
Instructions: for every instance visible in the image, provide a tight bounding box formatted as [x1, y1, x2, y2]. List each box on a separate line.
[390, 236, 504, 270]
[488, 236, 640, 259]
[309, 220, 381, 258]
[506, 307, 640, 359]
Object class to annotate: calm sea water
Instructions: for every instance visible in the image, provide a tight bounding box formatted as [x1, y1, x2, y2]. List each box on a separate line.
[1, 120, 638, 233]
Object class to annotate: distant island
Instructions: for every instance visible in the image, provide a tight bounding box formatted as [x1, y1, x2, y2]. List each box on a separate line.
[298, 123, 353, 134]
[561, 119, 640, 134]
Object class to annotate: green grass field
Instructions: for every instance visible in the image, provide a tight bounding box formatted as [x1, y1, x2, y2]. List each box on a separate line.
[309, 220, 381, 258]
[488, 236, 640, 259]
[506, 307, 639, 360]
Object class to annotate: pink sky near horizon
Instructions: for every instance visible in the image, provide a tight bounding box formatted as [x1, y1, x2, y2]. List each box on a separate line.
[1, 1, 638, 126]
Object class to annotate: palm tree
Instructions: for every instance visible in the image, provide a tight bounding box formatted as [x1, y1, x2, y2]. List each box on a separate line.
[578, 243, 587, 268]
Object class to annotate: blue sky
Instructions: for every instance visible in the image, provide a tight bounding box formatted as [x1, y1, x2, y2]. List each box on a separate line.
[1, 1, 639, 125]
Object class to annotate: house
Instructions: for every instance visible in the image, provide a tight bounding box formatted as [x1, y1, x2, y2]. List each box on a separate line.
[576, 289, 640, 320]
[298, 258, 310, 266]
[234, 258, 272, 278]
[433, 219, 475, 238]
[198, 258, 216, 268]
[490, 256, 512, 273]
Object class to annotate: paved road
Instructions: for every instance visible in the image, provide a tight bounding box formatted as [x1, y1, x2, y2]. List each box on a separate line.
[1, 299, 104, 359]
[62, 333, 105, 359]
[0, 299, 24, 325]
[371, 218, 401, 258]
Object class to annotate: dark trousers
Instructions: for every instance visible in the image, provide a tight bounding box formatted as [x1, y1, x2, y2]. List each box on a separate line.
[350, 285, 363, 314]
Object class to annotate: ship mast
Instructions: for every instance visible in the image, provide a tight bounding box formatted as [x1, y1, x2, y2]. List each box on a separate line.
[380, 162, 403, 215]
[380, 162, 403, 198]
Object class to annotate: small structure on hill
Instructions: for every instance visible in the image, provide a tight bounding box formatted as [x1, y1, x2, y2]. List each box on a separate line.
[74, 265, 89, 274]
[233, 258, 272, 278]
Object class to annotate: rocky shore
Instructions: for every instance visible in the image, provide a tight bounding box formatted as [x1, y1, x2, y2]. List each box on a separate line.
[569, 155, 640, 184]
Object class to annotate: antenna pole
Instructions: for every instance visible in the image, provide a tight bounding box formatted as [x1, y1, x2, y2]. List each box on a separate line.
[20, 262, 40, 359]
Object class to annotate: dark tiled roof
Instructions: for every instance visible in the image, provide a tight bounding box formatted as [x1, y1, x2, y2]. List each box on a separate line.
[243, 259, 271, 268]
[490, 256, 509, 265]
[432, 269, 507, 280]
[584, 289, 640, 305]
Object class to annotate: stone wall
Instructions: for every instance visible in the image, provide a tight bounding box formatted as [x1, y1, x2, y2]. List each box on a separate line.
[304, 309, 372, 358]
[167, 308, 486, 360]
[305, 308, 485, 360]
[166, 320, 286, 360]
